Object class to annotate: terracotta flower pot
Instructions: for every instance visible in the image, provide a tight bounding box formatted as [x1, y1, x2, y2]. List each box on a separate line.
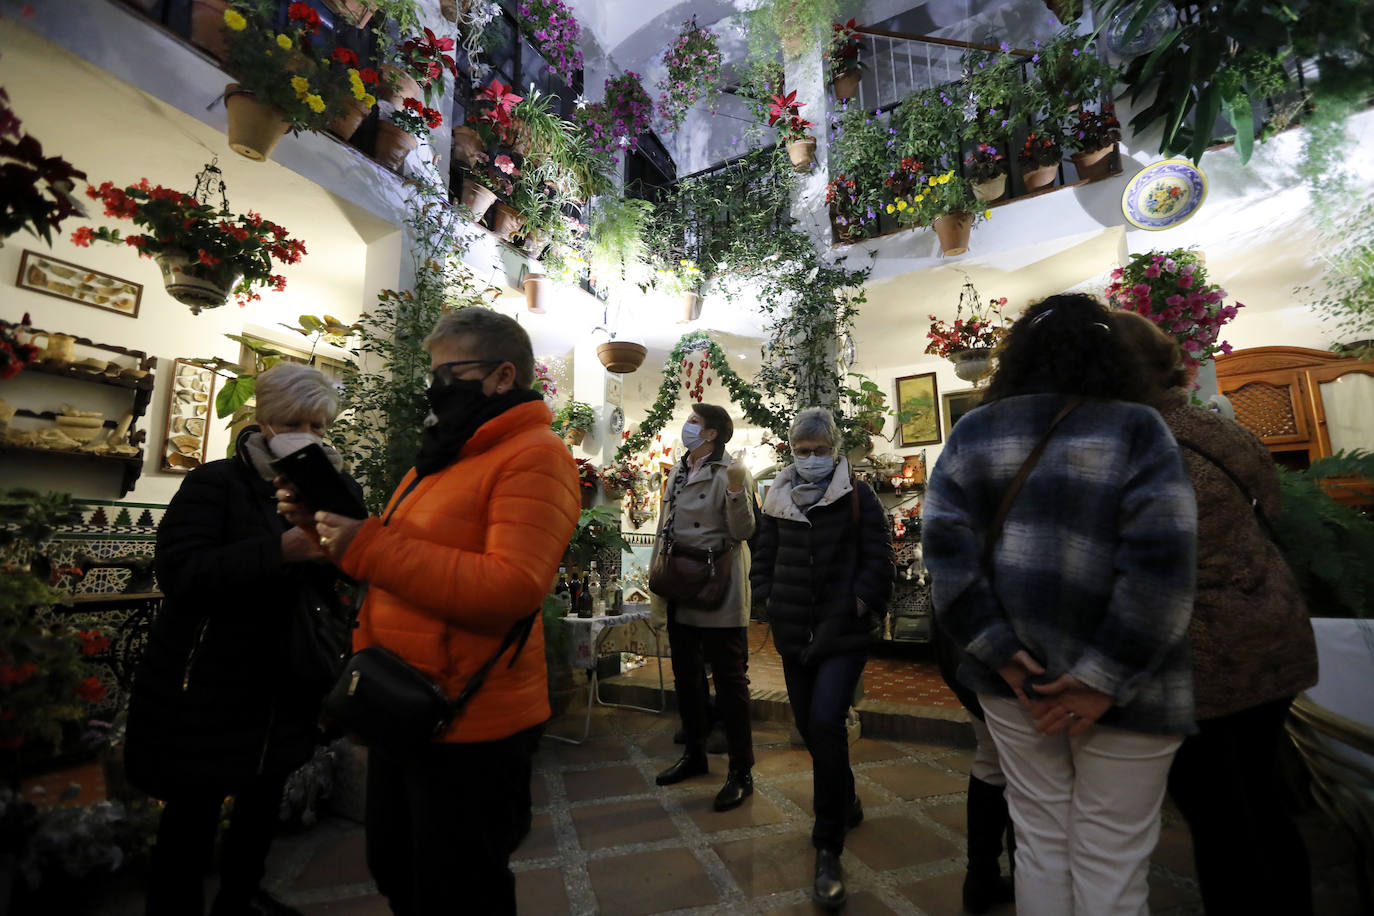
[189, 0, 228, 60]
[451, 125, 485, 167]
[461, 179, 497, 219]
[522, 230, 551, 257]
[1071, 144, 1116, 181]
[375, 64, 422, 107]
[972, 174, 1007, 202]
[932, 211, 974, 256]
[787, 137, 816, 172]
[1021, 162, 1059, 191]
[328, 98, 372, 141]
[949, 347, 994, 382]
[523, 272, 548, 313]
[224, 84, 290, 162]
[832, 69, 861, 99]
[373, 121, 418, 172]
[321, 0, 376, 28]
[680, 291, 702, 322]
[491, 203, 524, 241]
[597, 341, 647, 374]
[155, 249, 239, 315]
[564, 428, 587, 447]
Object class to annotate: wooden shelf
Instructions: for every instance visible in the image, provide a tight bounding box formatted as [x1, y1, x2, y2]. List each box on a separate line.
[23, 360, 154, 391]
[0, 444, 146, 497]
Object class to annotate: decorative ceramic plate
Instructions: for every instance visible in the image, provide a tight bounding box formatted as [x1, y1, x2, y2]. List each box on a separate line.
[1105, 3, 1176, 58]
[1121, 159, 1207, 230]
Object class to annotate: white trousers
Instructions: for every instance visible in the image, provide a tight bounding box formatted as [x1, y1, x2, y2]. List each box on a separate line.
[969, 715, 1006, 786]
[980, 695, 1181, 916]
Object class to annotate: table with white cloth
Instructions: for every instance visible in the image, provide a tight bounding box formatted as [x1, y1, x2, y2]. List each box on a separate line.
[545, 602, 665, 745]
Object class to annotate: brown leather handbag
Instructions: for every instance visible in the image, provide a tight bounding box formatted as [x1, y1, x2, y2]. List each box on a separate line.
[649, 537, 734, 608]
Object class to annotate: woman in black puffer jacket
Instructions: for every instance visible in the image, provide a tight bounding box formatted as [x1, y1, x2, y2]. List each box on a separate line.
[750, 407, 894, 911]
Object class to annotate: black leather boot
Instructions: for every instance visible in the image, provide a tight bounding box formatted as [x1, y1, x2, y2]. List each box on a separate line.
[963, 775, 1016, 914]
[656, 750, 708, 786]
[813, 848, 846, 910]
[712, 769, 753, 810]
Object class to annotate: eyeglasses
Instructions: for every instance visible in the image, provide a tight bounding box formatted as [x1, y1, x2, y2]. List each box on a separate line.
[791, 446, 834, 458]
[428, 360, 501, 388]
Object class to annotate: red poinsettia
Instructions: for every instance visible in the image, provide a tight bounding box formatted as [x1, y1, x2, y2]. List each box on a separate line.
[767, 91, 814, 142]
[399, 27, 458, 90]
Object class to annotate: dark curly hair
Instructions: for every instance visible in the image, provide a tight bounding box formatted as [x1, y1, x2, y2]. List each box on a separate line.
[983, 293, 1150, 403]
[1108, 309, 1186, 403]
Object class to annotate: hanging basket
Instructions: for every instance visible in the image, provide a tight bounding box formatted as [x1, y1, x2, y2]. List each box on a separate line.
[328, 98, 371, 141]
[972, 174, 1007, 202]
[461, 179, 498, 220]
[523, 272, 548, 313]
[491, 203, 525, 241]
[1021, 162, 1059, 191]
[155, 250, 239, 315]
[1070, 144, 1116, 182]
[680, 291, 702, 322]
[932, 211, 974, 256]
[832, 70, 861, 99]
[189, 0, 228, 60]
[949, 347, 995, 382]
[373, 121, 418, 172]
[597, 340, 647, 374]
[787, 137, 817, 172]
[224, 84, 290, 162]
[320, 0, 377, 28]
[451, 125, 485, 167]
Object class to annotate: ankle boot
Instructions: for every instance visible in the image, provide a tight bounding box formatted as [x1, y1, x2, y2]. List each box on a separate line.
[813, 848, 846, 911]
[656, 750, 708, 786]
[713, 769, 753, 811]
[963, 775, 1015, 914]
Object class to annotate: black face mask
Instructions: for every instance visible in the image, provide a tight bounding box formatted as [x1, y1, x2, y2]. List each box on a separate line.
[426, 375, 489, 422]
[414, 370, 542, 478]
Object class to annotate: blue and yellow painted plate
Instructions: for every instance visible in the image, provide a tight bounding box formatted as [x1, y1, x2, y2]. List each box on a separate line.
[1121, 158, 1207, 230]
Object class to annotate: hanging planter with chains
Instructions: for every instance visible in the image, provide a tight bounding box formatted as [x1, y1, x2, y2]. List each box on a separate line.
[924, 278, 1010, 383]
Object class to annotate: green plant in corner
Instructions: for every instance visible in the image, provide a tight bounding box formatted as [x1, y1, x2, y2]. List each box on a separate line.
[553, 401, 596, 436]
[566, 505, 633, 572]
[1275, 450, 1374, 618]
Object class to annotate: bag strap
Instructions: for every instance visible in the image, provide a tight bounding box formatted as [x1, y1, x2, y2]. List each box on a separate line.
[447, 609, 540, 716]
[383, 474, 424, 525]
[981, 398, 1085, 572]
[1175, 436, 1278, 542]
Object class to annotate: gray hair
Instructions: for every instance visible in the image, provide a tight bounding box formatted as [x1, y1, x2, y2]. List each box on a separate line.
[789, 407, 840, 447]
[423, 308, 535, 389]
[254, 362, 339, 428]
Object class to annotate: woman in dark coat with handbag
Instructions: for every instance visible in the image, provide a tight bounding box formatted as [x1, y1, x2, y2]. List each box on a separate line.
[125, 363, 361, 916]
[750, 407, 894, 911]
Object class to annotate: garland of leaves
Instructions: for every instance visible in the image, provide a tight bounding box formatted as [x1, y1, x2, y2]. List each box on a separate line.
[616, 331, 787, 461]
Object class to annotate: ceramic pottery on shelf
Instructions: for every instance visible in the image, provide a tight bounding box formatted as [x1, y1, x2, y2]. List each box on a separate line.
[832, 70, 861, 99]
[787, 138, 816, 172]
[972, 174, 1007, 201]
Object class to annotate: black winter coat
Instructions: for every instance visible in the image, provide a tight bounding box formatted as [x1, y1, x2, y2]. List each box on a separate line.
[750, 463, 895, 664]
[124, 427, 360, 800]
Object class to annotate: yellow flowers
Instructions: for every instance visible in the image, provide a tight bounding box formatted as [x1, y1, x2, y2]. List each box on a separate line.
[885, 204, 895, 214]
[305, 93, 325, 114]
[984, 208, 993, 219]
[223, 9, 247, 30]
[362, 92, 377, 108]
[276, 34, 292, 50]
[347, 68, 374, 104]
[896, 199, 908, 211]
[913, 194, 925, 203]
[291, 76, 310, 99]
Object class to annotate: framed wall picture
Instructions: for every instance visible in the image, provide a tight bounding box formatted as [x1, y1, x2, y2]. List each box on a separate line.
[160, 360, 216, 473]
[942, 388, 984, 433]
[16, 249, 142, 318]
[896, 372, 941, 447]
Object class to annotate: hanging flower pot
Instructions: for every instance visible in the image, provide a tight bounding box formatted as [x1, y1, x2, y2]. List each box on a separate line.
[491, 203, 524, 241]
[972, 174, 1007, 202]
[523, 271, 548, 313]
[329, 98, 372, 141]
[223, 84, 290, 162]
[451, 125, 485, 167]
[189, 0, 228, 60]
[1070, 144, 1116, 182]
[787, 137, 817, 172]
[564, 428, 587, 447]
[461, 179, 498, 220]
[155, 250, 240, 315]
[373, 121, 418, 172]
[949, 347, 995, 382]
[932, 211, 974, 257]
[832, 70, 861, 99]
[680, 291, 702, 322]
[597, 340, 647, 374]
[1021, 162, 1059, 192]
[320, 0, 377, 28]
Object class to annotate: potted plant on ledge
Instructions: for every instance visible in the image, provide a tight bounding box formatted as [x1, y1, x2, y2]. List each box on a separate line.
[768, 91, 817, 172]
[965, 142, 1009, 201]
[890, 169, 990, 256]
[1067, 105, 1121, 181]
[828, 19, 866, 99]
[924, 286, 1010, 382]
[376, 96, 442, 172]
[659, 258, 704, 321]
[1018, 130, 1064, 191]
[555, 401, 596, 447]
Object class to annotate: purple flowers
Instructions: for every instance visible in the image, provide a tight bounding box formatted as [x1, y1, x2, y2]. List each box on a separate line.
[519, 0, 583, 81]
[656, 18, 722, 132]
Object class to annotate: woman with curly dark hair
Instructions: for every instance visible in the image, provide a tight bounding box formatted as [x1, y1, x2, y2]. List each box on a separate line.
[922, 293, 1198, 916]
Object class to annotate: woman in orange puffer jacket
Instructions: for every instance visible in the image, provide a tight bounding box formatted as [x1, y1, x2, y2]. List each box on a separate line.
[288, 309, 579, 916]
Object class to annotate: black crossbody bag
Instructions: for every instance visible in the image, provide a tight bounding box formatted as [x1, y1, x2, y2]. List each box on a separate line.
[322, 476, 539, 748]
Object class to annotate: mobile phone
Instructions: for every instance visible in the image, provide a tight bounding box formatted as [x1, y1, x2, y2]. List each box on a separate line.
[1022, 674, 1056, 701]
[269, 443, 368, 520]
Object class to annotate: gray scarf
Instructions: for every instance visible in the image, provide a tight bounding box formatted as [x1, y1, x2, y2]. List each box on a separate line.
[240, 431, 343, 484]
[790, 473, 834, 512]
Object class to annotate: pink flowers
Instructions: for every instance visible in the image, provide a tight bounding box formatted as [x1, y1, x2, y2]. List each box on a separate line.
[1106, 248, 1242, 369]
[494, 154, 517, 175]
[518, 0, 583, 82]
[657, 18, 722, 132]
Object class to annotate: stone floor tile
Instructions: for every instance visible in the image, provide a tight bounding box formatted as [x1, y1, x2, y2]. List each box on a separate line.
[899, 870, 993, 915]
[531, 772, 550, 809]
[764, 890, 901, 914]
[553, 736, 632, 765]
[562, 764, 650, 803]
[711, 830, 816, 897]
[752, 746, 816, 778]
[293, 831, 370, 891]
[611, 710, 674, 735]
[570, 797, 678, 850]
[846, 815, 960, 873]
[516, 866, 571, 915]
[633, 728, 683, 760]
[847, 738, 905, 765]
[862, 761, 967, 799]
[773, 776, 815, 814]
[924, 799, 968, 834]
[298, 895, 391, 915]
[587, 848, 720, 916]
[751, 722, 797, 747]
[511, 811, 560, 862]
[679, 785, 787, 833]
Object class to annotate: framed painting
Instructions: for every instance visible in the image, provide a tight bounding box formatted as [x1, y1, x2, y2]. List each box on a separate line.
[942, 388, 984, 433]
[896, 372, 941, 447]
[159, 359, 216, 473]
[16, 249, 142, 318]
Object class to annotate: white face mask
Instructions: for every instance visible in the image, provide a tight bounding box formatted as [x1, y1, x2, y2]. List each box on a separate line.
[794, 454, 836, 483]
[264, 429, 324, 459]
[681, 421, 707, 451]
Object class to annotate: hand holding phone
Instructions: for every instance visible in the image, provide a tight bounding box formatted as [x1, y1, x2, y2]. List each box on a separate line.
[269, 443, 367, 520]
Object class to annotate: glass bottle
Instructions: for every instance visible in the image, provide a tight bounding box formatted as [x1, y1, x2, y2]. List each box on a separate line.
[555, 567, 571, 615]
[587, 561, 605, 616]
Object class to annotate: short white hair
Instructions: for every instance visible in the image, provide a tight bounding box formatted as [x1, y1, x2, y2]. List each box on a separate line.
[254, 362, 339, 428]
[789, 407, 840, 447]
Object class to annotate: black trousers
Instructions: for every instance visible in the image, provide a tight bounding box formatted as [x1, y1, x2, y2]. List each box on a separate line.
[666, 617, 754, 773]
[781, 651, 867, 853]
[365, 724, 543, 916]
[144, 769, 288, 916]
[1167, 696, 1313, 916]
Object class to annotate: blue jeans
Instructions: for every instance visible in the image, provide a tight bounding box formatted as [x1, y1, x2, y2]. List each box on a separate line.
[782, 651, 868, 853]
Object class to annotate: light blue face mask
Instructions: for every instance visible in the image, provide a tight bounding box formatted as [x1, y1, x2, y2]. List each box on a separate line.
[681, 421, 707, 451]
[794, 454, 835, 483]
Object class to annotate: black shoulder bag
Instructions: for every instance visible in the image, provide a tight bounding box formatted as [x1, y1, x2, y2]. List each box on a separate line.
[322, 475, 540, 748]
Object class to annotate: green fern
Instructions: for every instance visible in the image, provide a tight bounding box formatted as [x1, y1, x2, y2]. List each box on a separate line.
[1275, 449, 1374, 618]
